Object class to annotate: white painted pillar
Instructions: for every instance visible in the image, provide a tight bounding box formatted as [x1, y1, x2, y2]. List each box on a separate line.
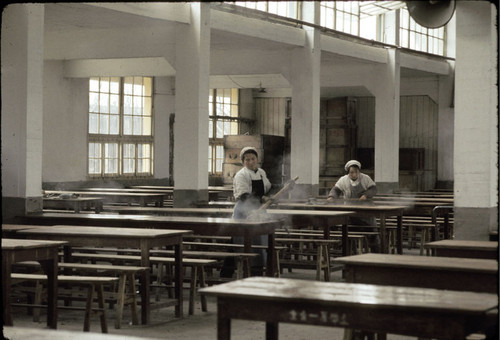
[289, 1, 321, 198]
[454, 2, 498, 239]
[1, 4, 45, 221]
[373, 48, 400, 193]
[173, 3, 210, 207]
[437, 62, 454, 188]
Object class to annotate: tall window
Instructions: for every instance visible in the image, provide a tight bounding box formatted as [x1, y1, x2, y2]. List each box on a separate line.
[230, 1, 299, 19]
[209, 88, 239, 174]
[399, 8, 445, 55]
[320, 1, 360, 36]
[88, 76, 154, 177]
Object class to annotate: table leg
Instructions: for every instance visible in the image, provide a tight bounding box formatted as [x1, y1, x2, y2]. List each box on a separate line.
[2, 260, 13, 326]
[397, 215, 403, 254]
[342, 223, 350, 256]
[266, 322, 279, 340]
[174, 242, 183, 317]
[379, 215, 388, 253]
[218, 302, 231, 340]
[266, 233, 276, 277]
[39, 257, 58, 329]
[140, 243, 151, 324]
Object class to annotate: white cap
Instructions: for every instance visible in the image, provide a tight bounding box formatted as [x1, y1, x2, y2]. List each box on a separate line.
[240, 146, 259, 163]
[344, 160, 361, 172]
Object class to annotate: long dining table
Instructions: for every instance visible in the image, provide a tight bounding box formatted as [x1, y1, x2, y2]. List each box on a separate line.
[17, 212, 284, 277]
[16, 225, 192, 325]
[102, 207, 356, 255]
[2, 238, 68, 328]
[275, 201, 407, 254]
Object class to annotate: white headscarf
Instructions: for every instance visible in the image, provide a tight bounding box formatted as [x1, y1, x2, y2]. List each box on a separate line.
[344, 160, 361, 172]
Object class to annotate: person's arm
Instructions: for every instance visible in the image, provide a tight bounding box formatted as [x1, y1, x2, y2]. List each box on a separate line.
[233, 170, 252, 201]
[360, 185, 376, 200]
[327, 186, 343, 200]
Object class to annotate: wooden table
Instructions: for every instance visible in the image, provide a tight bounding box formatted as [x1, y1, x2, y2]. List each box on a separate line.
[276, 201, 407, 254]
[2, 238, 67, 328]
[424, 240, 498, 259]
[3, 326, 160, 340]
[199, 277, 498, 340]
[43, 197, 103, 213]
[17, 225, 192, 324]
[17, 212, 283, 277]
[333, 253, 498, 293]
[102, 207, 355, 256]
[44, 190, 168, 207]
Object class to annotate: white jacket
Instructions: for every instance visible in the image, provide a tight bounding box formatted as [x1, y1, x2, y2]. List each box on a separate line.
[233, 167, 272, 200]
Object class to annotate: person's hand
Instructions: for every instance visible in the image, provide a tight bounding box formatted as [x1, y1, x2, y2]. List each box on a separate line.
[262, 195, 271, 203]
[327, 196, 333, 202]
[359, 195, 367, 200]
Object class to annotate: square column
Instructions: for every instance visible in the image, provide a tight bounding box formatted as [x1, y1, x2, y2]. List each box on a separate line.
[173, 3, 210, 207]
[454, 2, 498, 239]
[373, 49, 400, 193]
[289, 2, 321, 198]
[1, 4, 44, 221]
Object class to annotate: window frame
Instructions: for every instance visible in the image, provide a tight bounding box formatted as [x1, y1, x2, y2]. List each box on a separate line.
[87, 76, 154, 178]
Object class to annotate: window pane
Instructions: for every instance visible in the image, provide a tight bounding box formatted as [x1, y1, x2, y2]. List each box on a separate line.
[208, 119, 213, 138]
[100, 114, 109, 134]
[216, 120, 224, 138]
[89, 93, 99, 113]
[133, 117, 141, 135]
[124, 77, 133, 95]
[100, 77, 109, 93]
[123, 95, 133, 115]
[123, 116, 132, 135]
[110, 94, 119, 114]
[109, 115, 119, 135]
[110, 77, 120, 94]
[142, 116, 152, 135]
[143, 97, 152, 116]
[89, 78, 99, 92]
[100, 93, 109, 113]
[89, 113, 98, 134]
[143, 77, 152, 96]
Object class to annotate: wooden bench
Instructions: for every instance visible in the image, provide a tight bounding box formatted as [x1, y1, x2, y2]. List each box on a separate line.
[13, 261, 148, 329]
[11, 273, 118, 333]
[424, 240, 498, 260]
[70, 246, 260, 280]
[69, 252, 217, 315]
[199, 277, 498, 340]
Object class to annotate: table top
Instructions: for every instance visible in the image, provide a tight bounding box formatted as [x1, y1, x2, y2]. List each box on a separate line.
[44, 190, 167, 197]
[200, 277, 498, 313]
[2, 238, 68, 250]
[277, 201, 408, 212]
[3, 327, 161, 340]
[333, 253, 498, 273]
[3, 224, 47, 232]
[22, 212, 283, 226]
[43, 197, 103, 202]
[17, 225, 191, 239]
[424, 240, 498, 250]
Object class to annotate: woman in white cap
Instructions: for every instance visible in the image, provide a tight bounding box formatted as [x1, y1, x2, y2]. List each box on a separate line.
[327, 160, 380, 252]
[327, 160, 376, 201]
[232, 146, 272, 219]
[220, 146, 272, 277]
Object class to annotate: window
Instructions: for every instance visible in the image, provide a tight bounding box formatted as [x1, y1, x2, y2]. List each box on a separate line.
[230, 1, 299, 19]
[88, 76, 154, 177]
[399, 8, 445, 55]
[320, 1, 360, 36]
[208, 88, 239, 174]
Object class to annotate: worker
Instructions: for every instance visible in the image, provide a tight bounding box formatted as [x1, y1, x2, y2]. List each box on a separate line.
[327, 160, 380, 252]
[220, 146, 272, 278]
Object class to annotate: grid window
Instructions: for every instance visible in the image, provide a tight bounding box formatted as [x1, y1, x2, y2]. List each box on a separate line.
[88, 76, 154, 177]
[230, 1, 298, 19]
[399, 8, 444, 55]
[320, 1, 359, 36]
[209, 88, 240, 175]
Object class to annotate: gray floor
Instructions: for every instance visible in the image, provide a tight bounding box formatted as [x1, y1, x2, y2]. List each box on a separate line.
[6, 252, 423, 340]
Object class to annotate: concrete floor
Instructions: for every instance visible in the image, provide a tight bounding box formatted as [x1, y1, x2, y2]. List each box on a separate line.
[5, 256, 426, 340]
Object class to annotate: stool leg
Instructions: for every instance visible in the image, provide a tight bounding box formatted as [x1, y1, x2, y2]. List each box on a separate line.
[33, 280, 43, 322]
[128, 273, 139, 325]
[323, 245, 330, 282]
[315, 245, 322, 281]
[114, 273, 127, 329]
[189, 265, 197, 315]
[96, 283, 108, 333]
[236, 258, 243, 280]
[83, 284, 95, 332]
[198, 266, 208, 312]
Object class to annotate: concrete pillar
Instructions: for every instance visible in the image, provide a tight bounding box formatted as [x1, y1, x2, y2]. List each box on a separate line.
[436, 62, 454, 189]
[373, 48, 400, 193]
[1, 4, 45, 221]
[173, 3, 210, 207]
[289, 1, 321, 198]
[454, 2, 498, 239]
